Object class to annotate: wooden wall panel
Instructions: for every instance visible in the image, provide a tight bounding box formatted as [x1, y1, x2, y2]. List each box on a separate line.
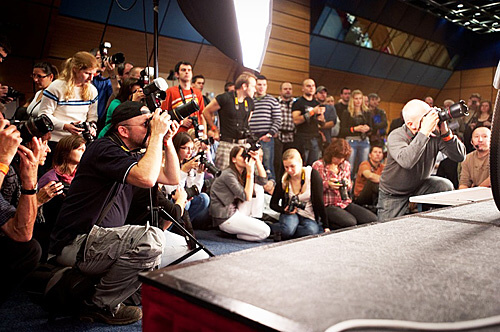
[267, 39, 309, 59]
[274, 0, 310, 20]
[273, 11, 310, 33]
[461, 67, 493, 88]
[260, 65, 309, 85]
[444, 71, 461, 89]
[262, 52, 309, 73]
[270, 25, 310, 46]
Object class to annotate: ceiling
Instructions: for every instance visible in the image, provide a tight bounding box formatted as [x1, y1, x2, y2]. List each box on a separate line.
[402, 0, 500, 34]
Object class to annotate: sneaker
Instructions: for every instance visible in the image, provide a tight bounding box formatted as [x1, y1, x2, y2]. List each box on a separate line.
[80, 302, 142, 325]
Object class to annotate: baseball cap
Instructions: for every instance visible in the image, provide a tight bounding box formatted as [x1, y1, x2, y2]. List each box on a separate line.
[316, 86, 327, 94]
[111, 101, 150, 128]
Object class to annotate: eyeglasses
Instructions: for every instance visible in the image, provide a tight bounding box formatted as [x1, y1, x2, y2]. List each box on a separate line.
[123, 120, 149, 128]
[31, 73, 50, 79]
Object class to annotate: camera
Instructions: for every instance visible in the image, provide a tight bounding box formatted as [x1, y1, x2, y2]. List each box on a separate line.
[99, 42, 125, 66]
[190, 116, 214, 145]
[142, 77, 168, 114]
[169, 99, 199, 123]
[72, 121, 96, 143]
[286, 195, 306, 211]
[337, 179, 350, 201]
[11, 114, 54, 143]
[184, 151, 221, 177]
[437, 100, 468, 123]
[6, 86, 23, 100]
[241, 136, 262, 160]
[170, 185, 199, 200]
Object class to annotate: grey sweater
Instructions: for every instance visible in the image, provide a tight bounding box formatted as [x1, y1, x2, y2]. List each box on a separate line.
[380, 126, 466, 195]
[209, 168, 267, 225]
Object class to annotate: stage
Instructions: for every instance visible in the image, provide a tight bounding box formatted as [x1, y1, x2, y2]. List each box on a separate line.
[140, 199, 500, 331]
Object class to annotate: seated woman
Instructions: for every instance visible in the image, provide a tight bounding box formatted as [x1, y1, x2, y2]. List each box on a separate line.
[36, 135, 86, 261]
[162, 132, 210, 229]
[312, 138, 377, 231]
[270, 148, 325, 240]
[209, 146, 271, 241]
[99, 78, 145, 137]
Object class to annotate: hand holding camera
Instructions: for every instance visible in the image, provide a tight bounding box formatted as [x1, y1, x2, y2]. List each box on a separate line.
[63, 122, 85, 135]
[0, 120, 22, 165]
[17, 137, 43, 190]
[150, 108, 173, 138]
[420, 109, 439, 136]
[181, 154, 200, 173]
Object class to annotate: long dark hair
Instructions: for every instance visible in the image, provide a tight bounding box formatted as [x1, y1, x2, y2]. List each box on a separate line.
[33, 61, 59, 79]
[52, 135, 86, 174]
[115, 78, 140, 103]
[172, 132, 194, 159]
[229, 145, 246, 186]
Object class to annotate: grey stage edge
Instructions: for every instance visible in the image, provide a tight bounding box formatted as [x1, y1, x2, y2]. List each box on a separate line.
[140, 200, 500, 332]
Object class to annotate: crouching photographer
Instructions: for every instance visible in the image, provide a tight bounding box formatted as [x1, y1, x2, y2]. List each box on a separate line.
[270, 149, 326, 240]
[161, 132, 214, 229]
[209, 145, 270, 241]
[0, 118, 44, 304]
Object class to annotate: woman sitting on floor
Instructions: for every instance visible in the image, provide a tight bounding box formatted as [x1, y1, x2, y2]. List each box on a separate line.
[312, 138, 377, 231]
[209, 146, 271, 241]
[270, 148, 326, 240]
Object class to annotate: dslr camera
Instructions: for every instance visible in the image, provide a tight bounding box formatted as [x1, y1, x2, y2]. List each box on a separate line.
[170, 185, 200, 200]
[99, 42, 125, 66]
[5, 86, 23, 100]
[190, 116, 214, 145]
[72, 121, 96, 143]
[436, 100, 468, 123]
[241, 136, 262, 160]
[183, 151, 221, 177]
[285, 195, 306, 211]
[11, 114, 54, 144]
[336, 179, 350, 201]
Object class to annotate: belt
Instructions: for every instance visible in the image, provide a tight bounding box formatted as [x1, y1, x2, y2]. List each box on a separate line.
[345, 136, 368, 141]
[221, 137, 247, 144]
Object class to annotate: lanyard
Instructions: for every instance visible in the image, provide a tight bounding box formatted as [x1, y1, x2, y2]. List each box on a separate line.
[178, 86, 194, 104]
[285, 169, 306, 195]
[234, 92, 249, 113]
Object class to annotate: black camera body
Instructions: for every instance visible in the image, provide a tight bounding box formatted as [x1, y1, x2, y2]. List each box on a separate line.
[6, 86, 23, 100]
[72, 121, 96, 143]
[99, 42, 125, 66]
[184, 151, 221, 177]
[11, 114, 54, 143]
[241, 136, 262, 160]
[286, 195, 306, 211]
[437, 100, 468, 123]
[337, 179, 350, 201]
[170, 185, 199, 200]
[169, 99, 199, 123]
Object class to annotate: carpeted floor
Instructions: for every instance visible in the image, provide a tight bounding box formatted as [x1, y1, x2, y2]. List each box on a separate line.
[0, 229, 272, 332]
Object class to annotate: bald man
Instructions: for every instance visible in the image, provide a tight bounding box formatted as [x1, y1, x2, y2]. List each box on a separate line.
[458, 126, 491, 189]
[377, 99, 466, 220]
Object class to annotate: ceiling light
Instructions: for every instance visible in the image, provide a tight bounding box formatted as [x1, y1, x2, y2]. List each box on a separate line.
[457, 4, 463, 8]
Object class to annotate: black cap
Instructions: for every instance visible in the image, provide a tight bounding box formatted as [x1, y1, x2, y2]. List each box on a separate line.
[111, 101, 150, 129]
[316, 85, 327, 94]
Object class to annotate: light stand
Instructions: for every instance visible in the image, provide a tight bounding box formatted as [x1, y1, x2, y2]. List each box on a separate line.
[153, 0, 159, 79]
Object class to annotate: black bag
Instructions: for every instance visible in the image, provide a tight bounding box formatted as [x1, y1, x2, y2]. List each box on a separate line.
[24, 263, 97, 320]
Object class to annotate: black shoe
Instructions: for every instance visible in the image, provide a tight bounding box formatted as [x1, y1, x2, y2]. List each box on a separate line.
[80, 302, 142, 325]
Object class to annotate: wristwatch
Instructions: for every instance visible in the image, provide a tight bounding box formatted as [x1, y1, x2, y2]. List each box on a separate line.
[266, 133, 272, 139]
[21, 184, 38, 195]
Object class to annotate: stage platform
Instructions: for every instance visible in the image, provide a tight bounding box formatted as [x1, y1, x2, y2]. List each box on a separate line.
[140, 199, 500, 331]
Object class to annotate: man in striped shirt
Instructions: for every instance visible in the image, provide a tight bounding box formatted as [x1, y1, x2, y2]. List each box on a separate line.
[249, 75, 282, 180]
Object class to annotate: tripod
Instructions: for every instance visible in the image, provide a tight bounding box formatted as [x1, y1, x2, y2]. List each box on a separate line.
[150, 206, 214, 267]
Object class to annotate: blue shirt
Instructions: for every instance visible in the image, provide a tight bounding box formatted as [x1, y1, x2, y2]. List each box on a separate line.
[92, 74, 113, 120]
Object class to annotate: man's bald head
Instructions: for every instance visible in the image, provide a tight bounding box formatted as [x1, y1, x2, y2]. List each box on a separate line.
[402, 99, 431, 124]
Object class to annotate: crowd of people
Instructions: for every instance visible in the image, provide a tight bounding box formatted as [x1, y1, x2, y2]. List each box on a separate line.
[0, 38, 493, 325]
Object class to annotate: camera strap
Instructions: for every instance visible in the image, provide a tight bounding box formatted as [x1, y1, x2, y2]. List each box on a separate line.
[178, 86, 195, 105]
[284, 169, 306, 196]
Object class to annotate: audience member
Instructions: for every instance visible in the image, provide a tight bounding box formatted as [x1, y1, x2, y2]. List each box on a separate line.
[117, 61, 134, 83]
[313, 139, 377, 230]
[209, 146, 270, 241]
[367, 93, 387, 146]
[271, 148, 325, 239]
[23, 62, 59, 119]
[0, 120, 43, 304]
[35, 135, 86, 261]
[334, 87, 350, 116]
[49, 101, 180, 324]
[353, 145, 385, 207]
[378, 99, 466, 221]
[99, 78, 144, 138]
[465, 92, 481, 124]
[162, 61, 206, 135]
[292, 78, 325, 165]
[424, 96, 434, 107]
[338, 89, 372, 178]
[192, 74, 211, 108]
[274, 82, 295, 180]
[0, 35, 14, 106]
[314, 86, 337, 148]
[250, 75, 281, 180]
[162, 132, 210, 229]
[389, 110, 404, 134]
[224, 82, 235, 92]
[464, 100, 492, 153]
[204, 72, 257, 170]
[38, 51, 99, 168]
[459, 126, 491, 189]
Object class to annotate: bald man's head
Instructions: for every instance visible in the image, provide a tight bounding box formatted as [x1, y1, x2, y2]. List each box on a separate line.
[402, 99, 432, 131]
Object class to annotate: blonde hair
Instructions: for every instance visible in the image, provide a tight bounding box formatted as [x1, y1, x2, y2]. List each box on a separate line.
[281, 148, 304, 192]
[347, 89, 368, 117]
[59, 51, 99, 101]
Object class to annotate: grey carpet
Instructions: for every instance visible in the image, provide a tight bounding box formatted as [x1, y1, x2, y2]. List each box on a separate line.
[156, 203, 500, 331]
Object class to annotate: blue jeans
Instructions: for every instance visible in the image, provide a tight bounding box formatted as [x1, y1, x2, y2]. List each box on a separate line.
[347, 138, 370, 179]
[295, 136, 321, 166]
[186, 192, 210, 228]
[377, 176, 454, 221]
[279, 213, 320, 240]
[260, 138, 275, 180]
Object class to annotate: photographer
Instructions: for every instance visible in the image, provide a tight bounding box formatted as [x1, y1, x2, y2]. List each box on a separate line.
[38, 51, 99, 168]
[312, 139, 377, 231]
[203, 72, 257, 170]
[270, 149, 325, 240]
[24, 62, 59, 118]
[0, 119, 43, 304]
[209, 146, 270, 241]
[49, 101, 180, 324]
[162, 132, 210, 229]
[0, 36, 14, 106]
[378, 99, 466, 221]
